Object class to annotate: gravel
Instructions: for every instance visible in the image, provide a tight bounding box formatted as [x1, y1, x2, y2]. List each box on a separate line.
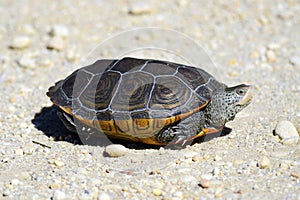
[1, 0, 300, 199]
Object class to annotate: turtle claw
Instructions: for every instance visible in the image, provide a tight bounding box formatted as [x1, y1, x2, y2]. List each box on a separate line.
[174, 135, 188, 146]
[170, 131, 180, 136]
[63, 113, 76, 126]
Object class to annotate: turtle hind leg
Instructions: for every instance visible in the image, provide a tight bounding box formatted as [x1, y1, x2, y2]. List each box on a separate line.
[57, 109, 77, 132]
[57, 109, 112, 146]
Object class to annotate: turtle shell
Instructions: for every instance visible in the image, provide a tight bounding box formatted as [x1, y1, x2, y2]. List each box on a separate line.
[47, 57, 223, 144]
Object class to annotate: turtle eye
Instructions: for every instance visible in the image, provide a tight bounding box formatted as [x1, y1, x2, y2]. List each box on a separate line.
[236, 88, 246, 96]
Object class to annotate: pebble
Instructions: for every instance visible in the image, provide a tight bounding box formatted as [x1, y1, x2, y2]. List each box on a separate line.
[128, 3, 152, 15]
[104, 144, 128, 157]
[10, 36, 31, 49]
[201, 173, 213, 180]
[14, 149, 24, 156]
[98, 192, 111, 200]
[47, 36, 65, 51]
[35, 56, 52, 67]
[18, 172, 31, 180]
[10, 178, 20, 186]
[279, 162, 290, 170]
[20, 122, 28, 129]
[258, 156, 271, 169]
[181, 175, 196, 183]
[18, 54, 36, 68]
[266, 50, 277, 62]
[274, 120, 299, 144]
[199, 179, 210, 188]
[267, 43, 280, 50]
[152, 188, 162, 196]
[66, 48, 79, 62]
[23, 144, 35, 155]
[291, 172, 299, 178]
[50, 24, 69, 38]
[54, 160, 65, 167]
[290, 56, 300, 66]
[3, 189, 10, 196]
[21, 24, 36, 35]
[213, 167, 220, 176]
[53, 190, 67, 200]
[213, 154, 222, 161]
[192, 155, 202, 162]
[49, 183, 61, 189]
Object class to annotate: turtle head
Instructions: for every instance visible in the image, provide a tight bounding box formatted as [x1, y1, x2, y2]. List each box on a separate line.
[223, 84, 253, 122]
[205, 84, 253, 127]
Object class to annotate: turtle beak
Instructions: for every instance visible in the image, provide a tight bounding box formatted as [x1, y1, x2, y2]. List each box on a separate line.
[237, 85, 253, 106]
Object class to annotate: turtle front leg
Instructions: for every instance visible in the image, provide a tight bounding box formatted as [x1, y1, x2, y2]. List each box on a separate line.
[155, 111, 206, 146]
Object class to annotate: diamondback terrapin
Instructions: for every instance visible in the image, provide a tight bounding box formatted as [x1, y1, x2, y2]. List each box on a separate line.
[47, 57, 253, 145]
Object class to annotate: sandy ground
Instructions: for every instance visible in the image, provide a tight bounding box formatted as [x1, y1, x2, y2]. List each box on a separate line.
[0, 0, 300, 199]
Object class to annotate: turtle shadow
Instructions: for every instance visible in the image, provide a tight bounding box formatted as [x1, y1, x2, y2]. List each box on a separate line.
[31, 105, 232, 149]
[31, 105, 82, 145]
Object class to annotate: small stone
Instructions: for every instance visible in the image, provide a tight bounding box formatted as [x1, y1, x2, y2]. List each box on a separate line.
[229, 59, 237, 66]
[291, 172, 299, 178]
[10, 178, 20, 186]
[98, 192, 111, 200]
[258, 15, 269, 25]
[53, 190, 66, 200]
[213, 154, 222, 161]
[23, 144, 35, 155]
[181, 175, 196, 183]
[54, 160, 64, 167]
[213, 167, 220, 176]
[192, 155, 202, 162]
[290, 56, 300, 66]
[50, 25, 69, 38]
[36, 56, 52, 67]
[20, 122, 28, 129]
[49, 183, 61, 189]
[22, 24, 36, 35]
[104, 144, 128, 157]
[199, 179, 210, 188]
[152, 188, 162, 196]
[18, 172, 31, 180]
[250, 50, 260, 58]
[201, 173, 213, 180]
[173, 191, 183, 198]
[258, 156, 271, 169]
[3, 189, 10, 196]
[14, 149, 24, 156]
[10, 36, 31, 49]
[279, 162, 290, 170]
[228, 71, 238, 77]
[267, 43, 280, 50]
[274, 120, 299, 144]
[47, 36, 65, 51]
[18, 54, 36, 68]
[128, 3, 152, 15]
[66, 48, 79, 62]
[266, 50, 277, 62]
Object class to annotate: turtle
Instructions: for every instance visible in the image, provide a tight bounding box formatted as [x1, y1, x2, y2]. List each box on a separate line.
[47, 57, 253, 146]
